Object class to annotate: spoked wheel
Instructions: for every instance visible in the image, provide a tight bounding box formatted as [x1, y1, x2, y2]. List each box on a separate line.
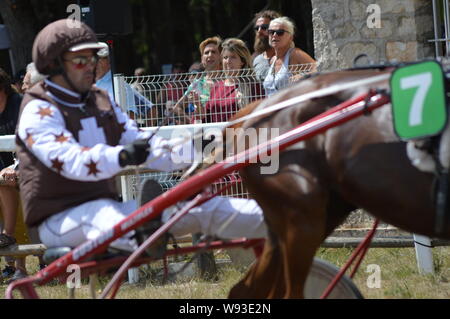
[304, 258, 363, 299]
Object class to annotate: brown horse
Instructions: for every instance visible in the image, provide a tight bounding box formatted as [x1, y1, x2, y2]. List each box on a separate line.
[219, 67, 450, 298]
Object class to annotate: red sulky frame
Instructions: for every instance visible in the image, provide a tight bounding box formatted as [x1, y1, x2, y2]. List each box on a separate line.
[6, 90, 390, 299]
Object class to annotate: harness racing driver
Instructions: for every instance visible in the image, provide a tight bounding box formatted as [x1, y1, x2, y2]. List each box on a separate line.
[16, 19, 267, 257]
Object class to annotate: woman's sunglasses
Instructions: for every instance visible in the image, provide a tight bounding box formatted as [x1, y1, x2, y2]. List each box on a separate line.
[254, 24, 269, 32]
[64, 55, 99, 69]
[268, 29, 289, 37]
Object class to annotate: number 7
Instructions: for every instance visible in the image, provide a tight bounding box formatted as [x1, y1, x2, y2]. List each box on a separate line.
[400, 72, 432, 127]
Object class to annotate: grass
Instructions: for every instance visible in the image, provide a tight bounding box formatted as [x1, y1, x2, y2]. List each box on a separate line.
[317, 246, 450, 299]
[1, 245, 449, 299]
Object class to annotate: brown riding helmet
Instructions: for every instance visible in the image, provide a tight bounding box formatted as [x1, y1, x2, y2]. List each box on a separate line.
[32, 19, 105, 75]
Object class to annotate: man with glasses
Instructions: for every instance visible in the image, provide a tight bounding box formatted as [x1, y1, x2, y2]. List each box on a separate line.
[252, 10, 281, 81]
[95, 43, 155, 127]
[16, 20, 266, 258]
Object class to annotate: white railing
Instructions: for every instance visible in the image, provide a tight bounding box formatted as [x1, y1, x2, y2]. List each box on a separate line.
[115, 64, 316, 127]
[431, 0, 450, 57]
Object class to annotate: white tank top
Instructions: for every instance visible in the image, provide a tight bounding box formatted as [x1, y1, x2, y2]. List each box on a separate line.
[263, 48, 294, 97]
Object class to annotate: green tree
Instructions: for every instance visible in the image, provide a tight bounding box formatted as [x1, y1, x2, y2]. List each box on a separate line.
[1, 0, 314, 76]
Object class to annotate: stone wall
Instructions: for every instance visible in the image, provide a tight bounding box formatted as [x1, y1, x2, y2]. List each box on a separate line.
[311, 0, 434, 71]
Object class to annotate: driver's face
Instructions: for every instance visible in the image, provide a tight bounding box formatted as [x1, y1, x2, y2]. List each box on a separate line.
[62, 49, 98, 93]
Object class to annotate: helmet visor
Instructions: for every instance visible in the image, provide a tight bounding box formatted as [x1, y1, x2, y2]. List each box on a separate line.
[68, 42, 107, 52]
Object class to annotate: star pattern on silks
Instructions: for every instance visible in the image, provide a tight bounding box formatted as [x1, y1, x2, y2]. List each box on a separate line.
[54, 132, 70, 144]
[51, 157, 64, 174]
[25, 131, 35, 148]
[85, 159, 101, 177]
[36, 106, 54, 120]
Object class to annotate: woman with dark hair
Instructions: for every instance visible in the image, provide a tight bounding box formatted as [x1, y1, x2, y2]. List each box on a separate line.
[0, 67, 26, 281]
[0, 68, 21, 244]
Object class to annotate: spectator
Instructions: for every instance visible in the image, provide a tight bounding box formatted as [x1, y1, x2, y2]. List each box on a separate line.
[252, 10, 282, 81]
[130, 67, 146, 96]
[134, 67, 146, 76]
[22, 62, 47, 92]
[188, 62, 202, 73]
[198, 36, 223, 74]
[263, 16, 317, 97]
[95, 43, 156, 127]
[171, 36, 223, 124]
[0, 67, 24, 281]
[201, 38, 263, 123]
[1, 63, 47, 283]
[185, 65, 205, 114]
[12, 70, 26, 94]
[10, 62, 48, 282]
[94, 43, 114, 97]
[0, 68, 21, 248]
[155, 62, 189, 125]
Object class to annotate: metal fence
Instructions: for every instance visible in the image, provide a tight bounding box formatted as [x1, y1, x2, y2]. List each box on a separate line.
[431, 0, 450, 57]
[116, 63, 317, 201]
[115, 63, 316, 127]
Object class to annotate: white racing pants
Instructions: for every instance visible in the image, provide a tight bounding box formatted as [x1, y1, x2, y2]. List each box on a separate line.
[38, 196, 267, 252]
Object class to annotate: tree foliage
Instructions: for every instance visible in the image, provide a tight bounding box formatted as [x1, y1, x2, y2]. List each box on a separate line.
[0, 0, 313, 76]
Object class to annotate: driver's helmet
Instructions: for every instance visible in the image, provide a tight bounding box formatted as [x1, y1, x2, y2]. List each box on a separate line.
[32, 19, 105, 75]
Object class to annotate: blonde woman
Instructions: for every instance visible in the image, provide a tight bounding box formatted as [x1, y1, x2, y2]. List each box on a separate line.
[201, 38, 264, 123]
[263, 17, 316, 97]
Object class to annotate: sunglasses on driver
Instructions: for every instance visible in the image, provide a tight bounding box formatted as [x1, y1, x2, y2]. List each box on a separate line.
[63, 55, 99, 69]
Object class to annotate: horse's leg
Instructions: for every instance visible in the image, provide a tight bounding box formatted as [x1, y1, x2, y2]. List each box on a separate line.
[324, 192, 355, 238]
[228, 179, 292, 299]
[277, 197, 352, 298]
[228, 232, 285, 298]
[232, 156, 328, 298]
[276, 194, 327, 298]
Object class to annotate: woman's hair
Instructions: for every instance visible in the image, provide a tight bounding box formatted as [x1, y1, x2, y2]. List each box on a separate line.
[270, 16, 296, 36]
[270, 17, 296, 48]
[199, 36, 223, 55]
[0, 68, 13, 96]
[221, 38, 252, 69]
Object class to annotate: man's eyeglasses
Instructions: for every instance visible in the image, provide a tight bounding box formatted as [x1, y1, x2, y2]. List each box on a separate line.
[268, 29, 290, 37]
[254, 24, 269, 32]
[63, 56, 98, 69]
